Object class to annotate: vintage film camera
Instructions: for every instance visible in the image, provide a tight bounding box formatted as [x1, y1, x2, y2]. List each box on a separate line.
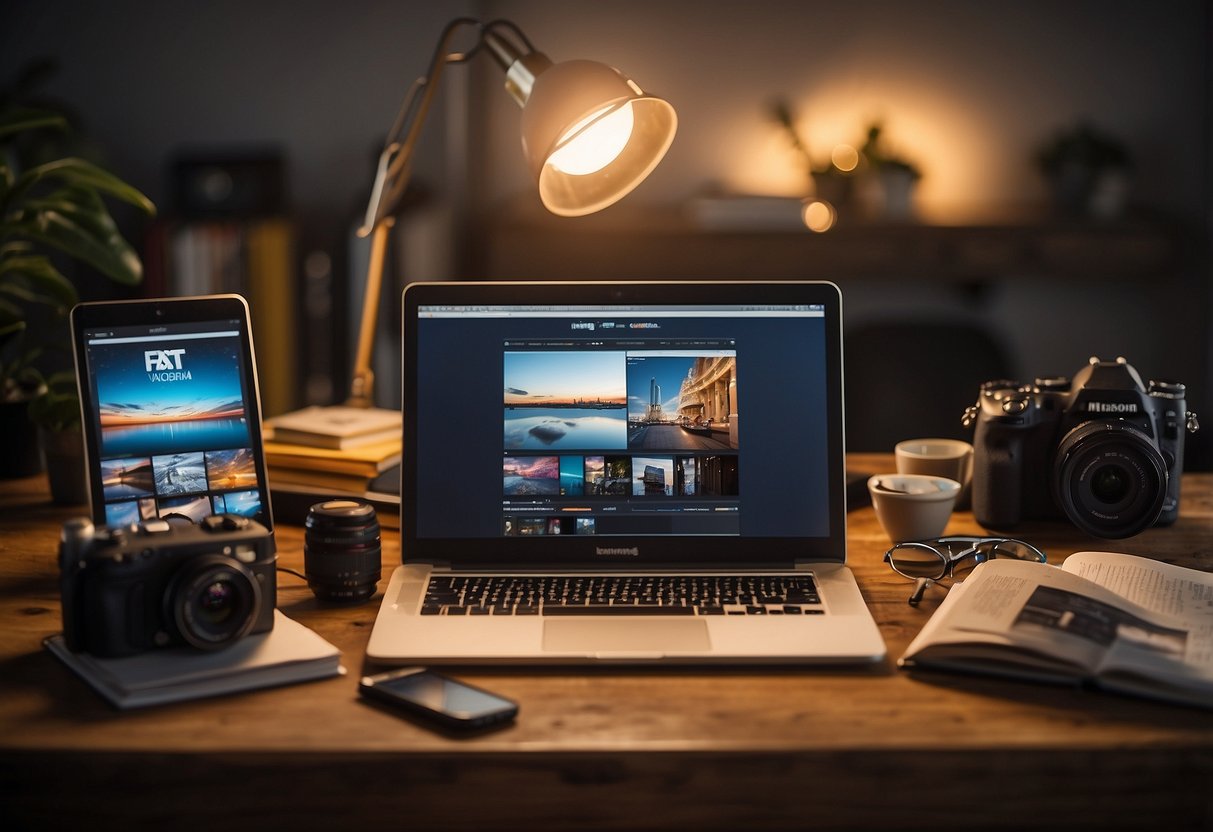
[965, 356, 1199, 539]
[59, 514, 276, 657]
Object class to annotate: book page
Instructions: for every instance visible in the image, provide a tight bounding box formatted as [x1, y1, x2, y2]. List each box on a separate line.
[902, 561, 1108, 674]
[1063, 551, 1213, 672]
[902, 559, 1200, 676]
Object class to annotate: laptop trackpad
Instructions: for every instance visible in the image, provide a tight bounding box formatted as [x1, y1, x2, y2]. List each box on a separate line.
[543, 619, 711, 656]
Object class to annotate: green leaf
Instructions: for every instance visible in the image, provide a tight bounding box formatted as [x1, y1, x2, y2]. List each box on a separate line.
[0, 255, 77, 307]
[0, 319, 24, 340]
[24, 187, 125, 246]
[28, 382, 81, 430]
[28, 368, 80, 429]
[0, 241, 34, 257]
[11, 210, 143, 285]
[14, 157, 155, 215]
[44, 369, 78, 389]
[0, 295, 24, 320]
[0, 108, 68, 140]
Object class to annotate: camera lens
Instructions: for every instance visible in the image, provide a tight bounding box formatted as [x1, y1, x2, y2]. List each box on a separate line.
[1053, 421, 1167, 539]
[304, 500, 382, 603]
[1090, 464, 1130, 505]
[198, 580, 237, 623]
[168, 555, 261, 649]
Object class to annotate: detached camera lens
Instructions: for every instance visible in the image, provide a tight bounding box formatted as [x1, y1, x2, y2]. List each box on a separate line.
[304, 500, 382, 603]
[1054, 421, 1167, 539]
[170, 556, 260, 649]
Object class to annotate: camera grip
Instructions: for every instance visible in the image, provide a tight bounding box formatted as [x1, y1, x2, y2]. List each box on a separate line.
[972, 442, 1023, 529]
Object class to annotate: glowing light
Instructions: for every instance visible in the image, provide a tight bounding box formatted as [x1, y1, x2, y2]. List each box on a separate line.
[547, 102, 635, 176]
[831, 144, 859, 172]
[801, 199, 836, 232]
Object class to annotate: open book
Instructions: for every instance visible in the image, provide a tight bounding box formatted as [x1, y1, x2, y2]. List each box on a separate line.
[899, 552, 1213, 709]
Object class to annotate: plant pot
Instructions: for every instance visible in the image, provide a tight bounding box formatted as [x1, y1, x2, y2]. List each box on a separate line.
[0, 398, 44, 478]
[39, 425, 89, 505]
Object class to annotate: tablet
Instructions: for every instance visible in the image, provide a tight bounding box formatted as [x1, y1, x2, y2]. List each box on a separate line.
[71, 295, 274, 532]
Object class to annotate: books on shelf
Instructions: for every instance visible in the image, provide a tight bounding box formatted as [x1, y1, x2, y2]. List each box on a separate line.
[266, 405, 402, 449]
[146, 216, 299, 417]
[44, 611, 343, 709]
[899, 552, 1213, 709]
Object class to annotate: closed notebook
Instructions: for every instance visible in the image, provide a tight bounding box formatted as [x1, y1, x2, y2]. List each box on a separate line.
[45, 610, 343, 709]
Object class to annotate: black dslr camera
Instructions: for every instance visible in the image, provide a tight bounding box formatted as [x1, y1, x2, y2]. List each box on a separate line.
[965, 356, 1199, 539]
[59, 515, 276, 657]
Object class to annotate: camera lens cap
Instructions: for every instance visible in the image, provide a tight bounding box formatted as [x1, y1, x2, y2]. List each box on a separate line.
[313, 499, 375, 519]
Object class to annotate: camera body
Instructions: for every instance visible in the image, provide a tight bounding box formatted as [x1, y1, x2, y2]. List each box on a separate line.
[60, 514, 276, 657]
[967, 356, 1197, 539]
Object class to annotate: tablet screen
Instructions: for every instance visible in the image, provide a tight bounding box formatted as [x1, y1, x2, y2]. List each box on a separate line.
[75, 303, 271, 531]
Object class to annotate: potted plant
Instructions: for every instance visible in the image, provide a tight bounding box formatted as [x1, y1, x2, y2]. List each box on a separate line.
[1, 74, 154, 496]
[771, 99, 857, 212]
[857, 122, 922, 220]
[1035, 122, 1132, 218]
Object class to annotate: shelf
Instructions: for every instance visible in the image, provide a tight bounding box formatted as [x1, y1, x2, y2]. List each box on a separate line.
[479, 208, 1185, 283]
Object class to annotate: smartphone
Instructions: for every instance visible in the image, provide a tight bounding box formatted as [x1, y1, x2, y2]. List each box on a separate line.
[70, 295, 273, 532]
[359, 667, 519, 731]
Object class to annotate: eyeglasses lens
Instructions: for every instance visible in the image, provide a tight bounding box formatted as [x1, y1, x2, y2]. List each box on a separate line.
[888, 543, 947, 579]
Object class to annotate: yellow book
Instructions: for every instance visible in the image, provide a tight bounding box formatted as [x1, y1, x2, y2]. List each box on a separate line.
[264, 436, 402, 476]
[247, 220, 297, 417]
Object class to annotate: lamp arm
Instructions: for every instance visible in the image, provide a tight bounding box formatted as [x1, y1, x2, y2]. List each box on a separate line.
[360, 16, 481, 235]
[345, 17, 556, 408]
[367, 18, 537, 228]
[349, 17, 509, 407]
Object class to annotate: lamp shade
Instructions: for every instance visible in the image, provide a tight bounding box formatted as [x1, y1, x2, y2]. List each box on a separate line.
[519, 59, 677, 217]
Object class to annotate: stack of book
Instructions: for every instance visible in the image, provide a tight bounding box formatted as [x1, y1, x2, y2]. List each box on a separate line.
[263, 406, 402, 526]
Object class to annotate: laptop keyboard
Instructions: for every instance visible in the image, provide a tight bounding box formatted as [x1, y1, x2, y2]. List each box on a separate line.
[420, 575, 822, 616]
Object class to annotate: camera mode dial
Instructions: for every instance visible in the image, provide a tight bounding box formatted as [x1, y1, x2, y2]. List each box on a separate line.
[1035, 376, 1069, 391]
[1148, 379, 1185, 399]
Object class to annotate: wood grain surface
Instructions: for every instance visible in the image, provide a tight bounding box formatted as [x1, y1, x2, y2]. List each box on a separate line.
[2, 454, 1211, 830]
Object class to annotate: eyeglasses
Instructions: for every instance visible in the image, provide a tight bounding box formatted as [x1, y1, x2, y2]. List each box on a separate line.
[883, 536, 1047, 606]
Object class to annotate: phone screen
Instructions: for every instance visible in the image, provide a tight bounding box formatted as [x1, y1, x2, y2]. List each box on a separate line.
[73, 298, 271, 531]
[376, 670, 517, 720]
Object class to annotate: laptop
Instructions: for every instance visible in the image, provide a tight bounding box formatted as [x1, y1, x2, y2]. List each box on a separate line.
[366, 280, 886, 664]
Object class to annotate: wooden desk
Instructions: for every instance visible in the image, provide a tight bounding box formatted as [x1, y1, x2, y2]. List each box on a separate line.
[3, 454, 1212, 831]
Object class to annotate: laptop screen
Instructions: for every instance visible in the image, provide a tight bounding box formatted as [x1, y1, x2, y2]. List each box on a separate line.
[402, 281, 846, 567]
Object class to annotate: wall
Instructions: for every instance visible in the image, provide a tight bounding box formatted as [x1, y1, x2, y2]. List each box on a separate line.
[2, 0, 475, 403]
[2, 0, 474, 227]
[2, 0, 1209, 463]
[478, 0, 1211, 466]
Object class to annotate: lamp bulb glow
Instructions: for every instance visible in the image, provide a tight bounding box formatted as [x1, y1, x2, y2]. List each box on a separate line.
[546, 101, 635, 176]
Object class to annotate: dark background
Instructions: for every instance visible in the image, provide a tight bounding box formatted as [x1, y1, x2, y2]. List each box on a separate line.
[4, 0, 1208, 467]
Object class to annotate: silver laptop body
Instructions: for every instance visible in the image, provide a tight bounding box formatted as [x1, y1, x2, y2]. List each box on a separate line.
[367, 280, 885, 664]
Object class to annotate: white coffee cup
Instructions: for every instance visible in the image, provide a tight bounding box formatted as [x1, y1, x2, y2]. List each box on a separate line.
[895, 438, 974, 508]
[867, 474, 961, 543]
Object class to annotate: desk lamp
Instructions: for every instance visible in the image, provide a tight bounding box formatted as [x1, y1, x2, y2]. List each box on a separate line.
[345, 17, 678, 410]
